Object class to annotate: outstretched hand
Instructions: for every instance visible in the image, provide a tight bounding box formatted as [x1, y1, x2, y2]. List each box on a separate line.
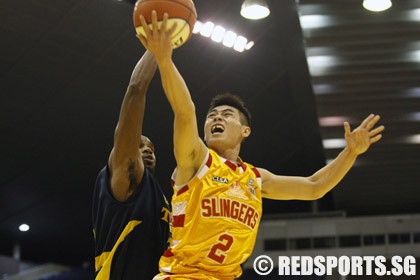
[137, 10, 177, 64]
[344, 114, 384, 155]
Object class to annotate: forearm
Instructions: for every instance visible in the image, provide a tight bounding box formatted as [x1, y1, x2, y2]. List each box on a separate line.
[128, 51, 157, 91]
[156, 57, 206, 174]
[309, 147, 358, 197]
[117, 51, 157, 129]
[262, 115, 383, 200]
[113, 52, 157, 157]
[157, 58, 195, 117]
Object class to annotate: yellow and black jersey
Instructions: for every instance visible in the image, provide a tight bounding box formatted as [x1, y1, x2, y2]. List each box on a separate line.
[93, 166, 171, 280]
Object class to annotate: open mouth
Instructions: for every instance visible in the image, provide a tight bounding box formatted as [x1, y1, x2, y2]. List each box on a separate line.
[211, 124, 225, 134]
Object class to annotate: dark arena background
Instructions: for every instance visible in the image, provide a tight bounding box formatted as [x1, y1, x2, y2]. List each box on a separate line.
[1, 0, 420, 279]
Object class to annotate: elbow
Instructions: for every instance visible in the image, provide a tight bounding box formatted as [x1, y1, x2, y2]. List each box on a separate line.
[307, 175, 329, 200]
[311, 182, 333, 200]
[308, 179, 328, 200]
[312, 189, 327, 200]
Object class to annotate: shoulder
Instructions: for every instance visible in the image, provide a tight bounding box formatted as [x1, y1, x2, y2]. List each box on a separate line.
[254, 167, 273, 185]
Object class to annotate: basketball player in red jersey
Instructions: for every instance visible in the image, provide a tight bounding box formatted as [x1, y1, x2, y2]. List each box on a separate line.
[138, 11, 385, 280]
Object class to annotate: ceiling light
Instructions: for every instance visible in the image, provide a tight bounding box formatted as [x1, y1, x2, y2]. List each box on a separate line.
[408, 9, 420, 21]
[193, 20, 253, 52]
[403, 134, 420, 144]
[19, 224, 30, 232]
[233, 36, 248, 52]
[404, 112, 420, 122]
[240, 0, 270, 20]
[299, 15, 333, 29]
[319, 116, 350, 127]
[192, 21, 203, 34]
[222, 31, 238, 48]
[322, 138, 347, 149]
[211, 26, 226, 43]
[306, 55, 340, 76]
[200, 22, 215, 38]
[403, 87, 420, 98]
[363, 0, 392, 12]
[245, 41, 254, 50]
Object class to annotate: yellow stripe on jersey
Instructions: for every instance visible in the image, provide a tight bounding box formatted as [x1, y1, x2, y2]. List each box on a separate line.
[95, 220, 142, 279]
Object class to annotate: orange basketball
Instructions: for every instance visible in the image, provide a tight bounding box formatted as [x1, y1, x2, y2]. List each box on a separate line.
[133, 0, 197, 49]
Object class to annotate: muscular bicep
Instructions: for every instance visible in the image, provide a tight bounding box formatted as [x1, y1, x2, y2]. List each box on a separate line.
[108, 149, 143, 202]
[172, 114, 208, 186]
[258, 168, 321, 200]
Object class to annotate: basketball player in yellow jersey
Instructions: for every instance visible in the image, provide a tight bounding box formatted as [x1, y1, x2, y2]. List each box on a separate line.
[138, 11, 385, 279]
[162, 148, 263, 279]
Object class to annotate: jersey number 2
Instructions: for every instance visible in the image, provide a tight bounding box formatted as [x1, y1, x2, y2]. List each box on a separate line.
[207, 233, 234, 263]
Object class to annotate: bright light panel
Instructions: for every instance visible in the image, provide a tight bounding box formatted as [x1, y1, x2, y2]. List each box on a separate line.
[245, 41, 255, 50]
[211, 26, 226, 43]
[192, 21, 203, 34]
[319, 116, 349, 127]
[299, 15, 333, 29]
[408, 9, 420, 21]
[200, 22, 214, 37]
[403, 87, 420, 98]
[234, 36, 247, 52]
[404, 134, 420, 144]
[307, 55, 340, 76]
[192, 20, 253, 52]
[223, 31, 238, 48]
[323, 139, 347, 149]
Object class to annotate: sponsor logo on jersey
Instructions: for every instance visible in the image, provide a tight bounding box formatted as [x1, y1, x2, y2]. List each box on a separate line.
[212, 176, 229, 184]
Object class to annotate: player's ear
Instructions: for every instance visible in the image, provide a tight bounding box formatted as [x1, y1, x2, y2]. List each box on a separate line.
[242, 126, 251, 138]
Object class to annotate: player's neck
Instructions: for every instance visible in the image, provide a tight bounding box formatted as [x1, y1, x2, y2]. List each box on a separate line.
[212, 146, 241, 163]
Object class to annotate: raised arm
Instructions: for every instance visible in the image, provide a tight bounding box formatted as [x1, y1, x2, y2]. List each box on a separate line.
[108, 51, 157, 201]
[138, 11, 207, 185]
[260, 114, 385, 200]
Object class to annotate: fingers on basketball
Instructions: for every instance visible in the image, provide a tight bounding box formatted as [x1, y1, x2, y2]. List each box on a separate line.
[133, 0, 197, 48]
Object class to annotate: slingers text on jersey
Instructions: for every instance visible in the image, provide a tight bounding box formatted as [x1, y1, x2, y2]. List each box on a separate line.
[201, 197, 259, 229]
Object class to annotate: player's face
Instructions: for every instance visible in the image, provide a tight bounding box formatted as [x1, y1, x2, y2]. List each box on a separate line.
[204, 105, 250, 149]
[140, 135, 156, 171]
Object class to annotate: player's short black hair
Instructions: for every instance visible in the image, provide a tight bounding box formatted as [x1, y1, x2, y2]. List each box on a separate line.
[207, 93, 251, 126]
